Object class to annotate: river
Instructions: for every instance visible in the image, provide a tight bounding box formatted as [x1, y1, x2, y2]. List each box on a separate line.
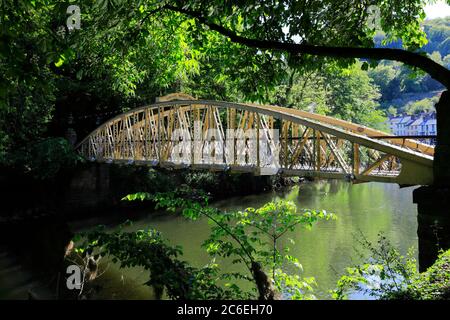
[68, 180, 418, 300]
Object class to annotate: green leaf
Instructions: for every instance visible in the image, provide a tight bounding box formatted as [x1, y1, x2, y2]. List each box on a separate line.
[54, 56, 65, 67]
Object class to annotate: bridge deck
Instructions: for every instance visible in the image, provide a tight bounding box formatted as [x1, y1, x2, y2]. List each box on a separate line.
[76, 94, 434, 186]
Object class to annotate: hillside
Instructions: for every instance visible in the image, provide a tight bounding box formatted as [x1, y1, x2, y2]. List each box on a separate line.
[423, 17, 450, 59]
[370, 17, 449, 115]
[374, 17, 450, 61]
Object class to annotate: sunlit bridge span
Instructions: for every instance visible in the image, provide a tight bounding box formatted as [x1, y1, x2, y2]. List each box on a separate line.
[76, 93, 434, 186]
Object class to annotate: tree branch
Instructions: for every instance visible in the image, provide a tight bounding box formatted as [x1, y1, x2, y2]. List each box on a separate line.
[163, 5, 450, 89]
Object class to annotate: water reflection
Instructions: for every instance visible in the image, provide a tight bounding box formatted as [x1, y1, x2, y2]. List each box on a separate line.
[88, 180, 418, 299]
[213, 181, 418, 298]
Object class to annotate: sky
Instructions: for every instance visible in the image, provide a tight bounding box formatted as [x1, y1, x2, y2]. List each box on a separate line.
[424, 0, 450, 19]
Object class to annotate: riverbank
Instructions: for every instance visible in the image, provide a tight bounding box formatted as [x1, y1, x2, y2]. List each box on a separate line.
[0, 163, 300, 299]
[0, 162, 297, 224]
[68, 181, 420, 299]
[0, 160, 424, 300]
[1, 180, 420, 299]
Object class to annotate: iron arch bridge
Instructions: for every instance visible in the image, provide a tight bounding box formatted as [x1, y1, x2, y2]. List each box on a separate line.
[76, 93, 434, 186]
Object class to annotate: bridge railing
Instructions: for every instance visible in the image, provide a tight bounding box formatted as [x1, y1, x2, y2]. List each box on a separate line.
[76, 99, 433, 185]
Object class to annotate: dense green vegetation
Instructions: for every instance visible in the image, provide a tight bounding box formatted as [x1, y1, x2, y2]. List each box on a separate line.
[369, 17, 450, 115]
[71, 192, 449, 300]
[404, 95, 440, 115]
[1, 0, 449, 171]
[375, 17, 450, 62]
[1, 0, 449, 301]
[268, 62, 386, 128]
[423, 17, 450, 59]
[72, 190, 335, 299]
[333, 234, 450, 300]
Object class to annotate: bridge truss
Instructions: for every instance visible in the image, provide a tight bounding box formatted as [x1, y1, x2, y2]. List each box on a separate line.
[76, 93, 434, 185]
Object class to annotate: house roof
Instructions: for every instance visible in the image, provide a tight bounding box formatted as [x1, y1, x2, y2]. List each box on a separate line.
[422, 118, 436, 126]
[387, 112, 436, 129]
[409, 118, 424, 126]
[389, 117, 402, 124]
[399, 116, 412, 124]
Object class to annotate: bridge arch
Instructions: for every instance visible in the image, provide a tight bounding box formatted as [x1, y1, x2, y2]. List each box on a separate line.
[76, 94, 434, 185]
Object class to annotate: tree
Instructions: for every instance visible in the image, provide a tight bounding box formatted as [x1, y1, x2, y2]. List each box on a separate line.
[387, 106, 398, 117]
[268, 69, 330, 113]
[73, 189, 336, 300]
[3, 0, 450, 184]
[269, 63, 386, 128]
[405, 96, 439, 115]
[0, 0, 274, 163]
[332, 234, 450, 300]
[423, 17, 450, 58]
[325, 63, 386, 128]
[64, 1, 450, 92]
[151, 0, 450, 184]
[90, 0, 447, 183]
[444, 54, 450, 68]
[368, 63, 400, 102]
[154, 1, 450, 88]
[0, 2, 58, 162]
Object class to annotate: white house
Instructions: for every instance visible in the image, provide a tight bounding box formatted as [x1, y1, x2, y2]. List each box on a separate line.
[387, 111, 436, 145]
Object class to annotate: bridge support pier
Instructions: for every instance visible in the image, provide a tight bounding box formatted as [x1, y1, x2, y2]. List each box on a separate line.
[413, 186, 450, 272]
[414, 90, 450, 272]
[434, 91, 450, 185]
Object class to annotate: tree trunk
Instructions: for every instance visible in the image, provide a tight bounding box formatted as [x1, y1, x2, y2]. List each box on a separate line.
[251, 261, 277, 300]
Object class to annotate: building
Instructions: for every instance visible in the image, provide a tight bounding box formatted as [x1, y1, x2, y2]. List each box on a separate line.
[387, 111, 437, 145]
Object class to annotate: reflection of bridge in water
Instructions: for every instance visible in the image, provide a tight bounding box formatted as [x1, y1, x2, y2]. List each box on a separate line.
[76, 93, 434, 186]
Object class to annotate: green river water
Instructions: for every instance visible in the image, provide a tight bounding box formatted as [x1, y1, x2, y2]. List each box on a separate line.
[76, 180, 418, 300]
